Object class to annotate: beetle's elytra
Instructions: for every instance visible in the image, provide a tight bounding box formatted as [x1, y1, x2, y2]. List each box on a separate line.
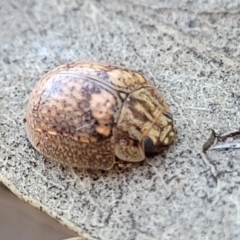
[24, 62, 175, 170]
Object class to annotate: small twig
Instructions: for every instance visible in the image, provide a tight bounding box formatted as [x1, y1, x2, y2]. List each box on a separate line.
[202, 129, 217, 153]
[210, 141, 240, 150]
[215, 129, 240, 140]
[203, 129, 240, 152]
[199, 152, 217, 179]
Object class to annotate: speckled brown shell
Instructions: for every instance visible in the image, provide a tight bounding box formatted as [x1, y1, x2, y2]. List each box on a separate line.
[25, 62, 175, 170]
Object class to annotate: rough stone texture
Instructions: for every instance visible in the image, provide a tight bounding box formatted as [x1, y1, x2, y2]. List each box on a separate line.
[0, 0, 240, 239]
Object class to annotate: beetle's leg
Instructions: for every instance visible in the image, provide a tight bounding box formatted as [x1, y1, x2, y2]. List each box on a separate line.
[144, 157, 154, 167]
[117, 162, 132, 169]
[114, 159, 132, 172]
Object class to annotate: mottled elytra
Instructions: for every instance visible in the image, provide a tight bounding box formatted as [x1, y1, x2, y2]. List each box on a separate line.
[24, 62, 175, 170]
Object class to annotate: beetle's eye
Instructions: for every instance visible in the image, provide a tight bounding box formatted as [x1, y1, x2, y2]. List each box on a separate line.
[144, 136, 167, 157]
[143, 137, 156, 157]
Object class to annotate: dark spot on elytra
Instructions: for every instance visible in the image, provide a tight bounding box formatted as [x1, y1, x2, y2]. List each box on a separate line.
[92, 85, 101, 94]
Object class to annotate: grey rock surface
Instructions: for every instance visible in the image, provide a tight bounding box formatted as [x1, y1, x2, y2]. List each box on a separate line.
[0, 0, 240, 239]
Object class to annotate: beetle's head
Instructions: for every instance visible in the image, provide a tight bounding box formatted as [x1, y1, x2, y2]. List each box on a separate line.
[115, 87, 176, 163]
[142, 111, 175, 157]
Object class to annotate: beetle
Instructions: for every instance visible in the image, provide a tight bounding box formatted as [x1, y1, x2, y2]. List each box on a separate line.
[24, 62, 175, 170]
